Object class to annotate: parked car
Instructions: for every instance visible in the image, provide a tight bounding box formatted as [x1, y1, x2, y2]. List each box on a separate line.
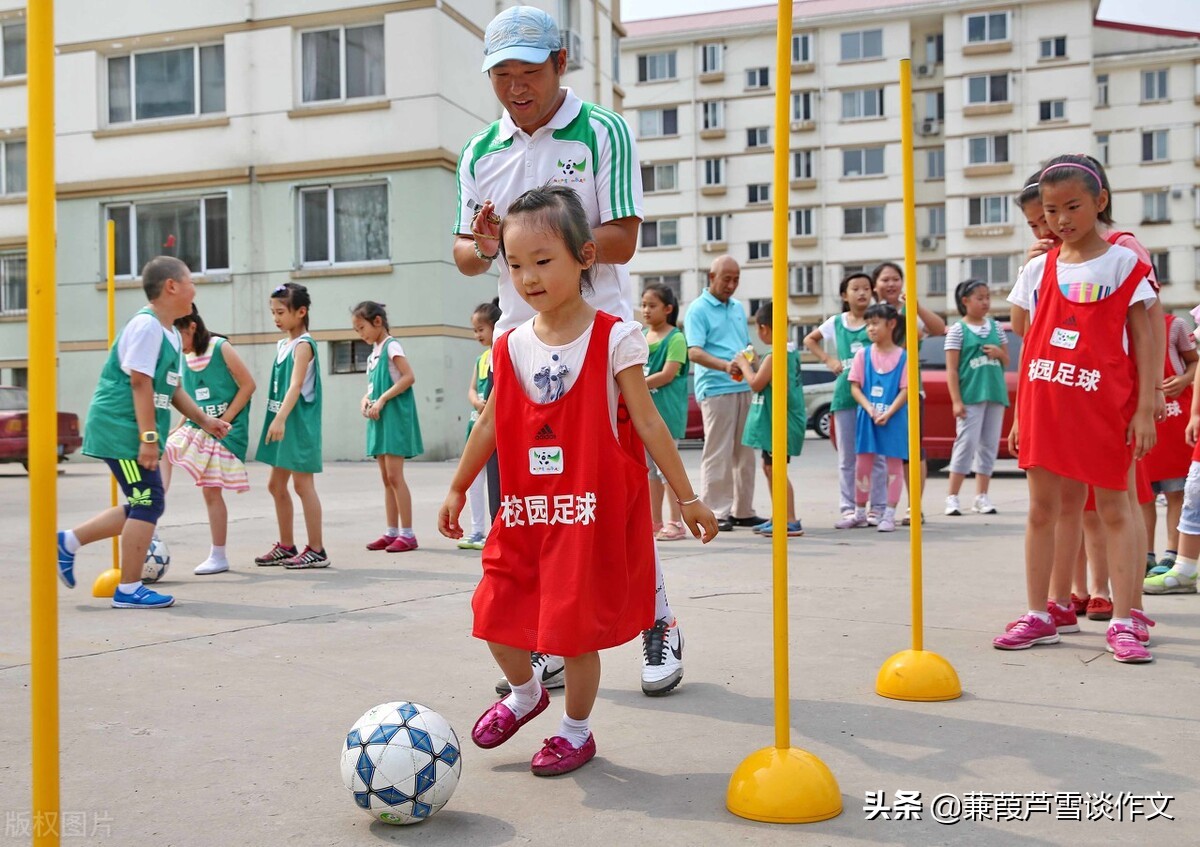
[0, 386, 83, 471]
[682, 362, 837, 442]
[919, 324, 1021, 473]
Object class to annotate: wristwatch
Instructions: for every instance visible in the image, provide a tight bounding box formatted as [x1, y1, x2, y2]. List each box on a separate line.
[140, 431, 159, 444]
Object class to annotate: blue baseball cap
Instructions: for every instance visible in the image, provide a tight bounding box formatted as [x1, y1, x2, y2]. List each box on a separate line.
[482, 5, 563, 72]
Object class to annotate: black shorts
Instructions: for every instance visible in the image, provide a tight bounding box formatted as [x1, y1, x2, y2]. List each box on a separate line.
[761, 450, 791, 466]
[104, 457, 166, 524]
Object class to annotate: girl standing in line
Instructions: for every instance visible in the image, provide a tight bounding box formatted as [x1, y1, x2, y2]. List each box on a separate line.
[641, 282, 690, 541]
[460, 300, 502, 550]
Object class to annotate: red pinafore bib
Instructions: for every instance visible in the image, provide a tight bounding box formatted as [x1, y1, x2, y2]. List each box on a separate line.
[1017, 246, 1151, 490]
[472, 312, 655, 657]
[1142, 314, 1195, 477]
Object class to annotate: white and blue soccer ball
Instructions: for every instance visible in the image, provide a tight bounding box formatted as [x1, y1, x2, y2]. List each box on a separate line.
[340, 701, 462, 825]
[142, 537, 170, 583]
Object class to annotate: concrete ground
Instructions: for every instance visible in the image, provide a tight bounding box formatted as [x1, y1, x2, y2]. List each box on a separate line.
[1, 438, 1197, 846]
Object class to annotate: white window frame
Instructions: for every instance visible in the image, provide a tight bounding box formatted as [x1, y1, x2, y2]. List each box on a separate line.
[638, 107, 678, 138]
[926, 148, 945, 180]
[0, 250, 26, 315]
[927, 262, 947, 295]
[842, 87, 884, 120]
[928, 206, 946, 237]
[641, 162, 678, 194]
[746, 67, 769, 89]
[792, 33, 813, 64]
[1039, 36, 1066, 59]
[1150, 250, 1170, 283]
[1038, 99, 1066, 122]
[793, 207, 816, 237]
[641, 219, 678, 249]
[1142, 68, 1168, 102]
[844, 205, 885, 235]
[840, 29, 883, 62]
[967, 255, 1011, 286]
[1096, 74, 1109, 106]
[637, 51, 677, 82]
[701, 43, 722, 74]
[703, 157, 724, 186]
[704, 215, 724, 243]
[298, 181, 390, 268]
[793, 149, 815, 180]
[747, 126, 770, 148]
[968, 195, 1010, 226]
[1142, 129, 1168, 163]
[843, 146, 884, 177]
[701, 100, 724, 130]
[0, 139, 25, 195]
[298, 24, 384, 105]
[1097, 132, 1110, 166]
[1143, 190, 1169, 223]
[966, 134, 1009, 165]
[0, 20, 24, 79]
[791, 263, 820, 295]
[748, 183, 770, 205]
[792, 90, 815, 122]
[106, 194, 231, 278]
[966, 73, 1009, 105]
[964, 11, 1010, 44]
[107, 42, 225, 125]
[748, 240, 771, 262]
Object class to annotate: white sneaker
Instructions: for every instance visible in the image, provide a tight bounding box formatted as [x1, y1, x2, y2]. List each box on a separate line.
[641, 617, 683, 696]
[944, 495, 961, 516]
[194, 557, 230, 575]
[972, 494, 998, 515]
[494, 651, 566, 695]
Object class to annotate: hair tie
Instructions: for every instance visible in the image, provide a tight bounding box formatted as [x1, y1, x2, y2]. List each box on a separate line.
[1022, 182, 1040, 191]
[271, 284, 288, 295]
[1039, 162, 1102, 187]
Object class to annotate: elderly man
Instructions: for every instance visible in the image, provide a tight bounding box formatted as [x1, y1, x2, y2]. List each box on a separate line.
[684, 256, 758, 533]
[453, 5, 684, 699]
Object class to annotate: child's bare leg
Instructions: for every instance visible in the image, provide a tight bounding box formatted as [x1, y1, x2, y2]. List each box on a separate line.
[1096, 486, 1135, 618]
[383, 455, 412, 529]
[1072, 534, 1088, 599]
[292, 472, 323, 550]
[267, 467, 294, 547]
[119, 519, 155, 583]
[1083, 511, 1110, 599]
[1165, 490, 1184, 556]
[1126, 465, 1148, 605]
[376, 456, 398, 528]
[1024, 468, 1064, 611]
[975, 472, 991, 497]
[648, 475, 665, 527]
[562, 652, 601, 720]
[488, 642, 534, 687]
[1141, 499, 1157, 562]
[1050, 483, 1086, 607]
[948, 470, 966, 498]
[202, 487, 228, 547]
[71, 506, 131, 546]
[786, 476, 796, 523]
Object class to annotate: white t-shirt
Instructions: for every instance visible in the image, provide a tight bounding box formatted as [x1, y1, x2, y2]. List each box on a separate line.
[945, 317, 1008, 351]
[505, 317, 647, 438]
[817, 313, 867, 340]
[367, 337, 406, 384]
[117, 311, 182, 379]
[277, 334, 316, 402]
[1008, 245, 1156, 323]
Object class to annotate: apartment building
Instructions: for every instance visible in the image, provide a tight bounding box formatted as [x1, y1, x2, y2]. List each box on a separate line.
[0, 0, 623, 460]
[622, 0, 1200, 344]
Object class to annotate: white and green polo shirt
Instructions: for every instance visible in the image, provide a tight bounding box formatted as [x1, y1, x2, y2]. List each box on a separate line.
[455, 88, 643, 334]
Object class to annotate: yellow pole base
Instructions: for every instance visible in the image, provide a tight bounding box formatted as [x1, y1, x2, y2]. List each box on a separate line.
[726, 746, 842, 824]
[91, 568, 120, 598]
[875, 649, 962, 702]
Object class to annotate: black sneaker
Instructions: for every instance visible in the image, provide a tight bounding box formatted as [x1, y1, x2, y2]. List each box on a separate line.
[731, 515, 763, 527]
[716, 517, 734, 533]
[641, 618, 683, 696]
[255, 542, 297, 566]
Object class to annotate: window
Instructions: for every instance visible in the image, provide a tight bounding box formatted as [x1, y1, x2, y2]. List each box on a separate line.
[792, 33, 812, 64]
[791, 264, 820, 295]
[701, 100, 724, 130]
[842, 87, 884, 119]
[840, 29, 882, 61]
[965, 12, 1009, 44]
[1, 21, 24, 77]
[793, 150, 815, 180]
[612, 33, 620, 84]
[966, 74, 1008, 104]
[748, 241, 770, 262]
[300, 24, 383, 104]
[968, 255, 1010, 286]
[928, 206, 946, 237]
[843, 146, 884, 177]
[746, 67, 769, 89]
[925, 91, 945, 121]
[747, 127, 770, 148]
[1142, 69, 1168, 102]
[1039, 36, 1066, 59]
[844, 205, 885, 235]
[703, 157, 724, 186]
[928, 263, 947, 295]
[926, 148, 945, 179]
[0, 140, 24, 195]
[107, 196, 229, 277]
[793, 208, 816, 237]
[299, 183, 389, 266]
[792, 90, 815, 122]
[1096, 132, 1110, 166]
[1039, 99, 1066, 122]
[967, 134, 1009, 165]
[1143, 190, 1169, 223]
[705, 215, 724, 243]
[641, 163, 678, 193]
[748, 183, 770, 204]
[1142, 130, 1168, 163]
[701, 43, 722, 74]
[0, 252, 26, 315]
[637, 51, 677, 82]
[1096, 74, 1109, 106]
[642, 273, 683, 301]
[330, 340, 372, 374]
[925, 33, 944, 65]
[1150, 250, 1170, 283]
[640, 219, 678, 249]
[638, 107, 678, 138]
[968, 195, 1009, 226]
[108, 44, 225, 123]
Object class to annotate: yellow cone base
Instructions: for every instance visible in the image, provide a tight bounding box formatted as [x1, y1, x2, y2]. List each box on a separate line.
[875, 649, 961, 702]
[726, 746, 842, 823]
[91, 568, 120, 598]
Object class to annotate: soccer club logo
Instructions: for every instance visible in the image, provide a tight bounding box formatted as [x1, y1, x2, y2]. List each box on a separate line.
[558, 157, 587, 176]
[529, 446, 564, 475]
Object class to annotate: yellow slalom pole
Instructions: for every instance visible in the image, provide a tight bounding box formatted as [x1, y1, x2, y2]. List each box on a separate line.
[28, 1, 61, 845]
[92, 221, 120, 597]
[726, 0, 840, 824]
[874, 59, 961, 702]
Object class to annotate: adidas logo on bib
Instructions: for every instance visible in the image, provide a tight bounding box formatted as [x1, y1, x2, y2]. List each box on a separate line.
[534, 423, 556, 441]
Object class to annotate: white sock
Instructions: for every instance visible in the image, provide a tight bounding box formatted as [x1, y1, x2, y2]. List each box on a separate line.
[1052, 601, 1071, 612]
[883, 506, 897, 520]
[558, 714, 590, 749]
[653, 547, 671, 621]
[385, 527, 399, 538]
[117, 581, 144, 594]
[62, 530, 81, 554]
[399, 527, 415, 539]
[1109, 617, 1133, 630]
[209, 545, 228, 563]
[501, 674, 543, 720]
[855, 506, 867, 518]
[1029, 610, 1052, 624]
[1173, 556, 1198, 578]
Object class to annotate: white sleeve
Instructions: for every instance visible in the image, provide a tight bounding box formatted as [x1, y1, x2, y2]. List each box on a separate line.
[385, 338, 406, 360]
[944, 322, 964, 351]
[611, 321, 650, 375]
[1008, 259, 1039, 312]
[116, 314, 165, 378]
[818, 316, 837, 339]
[1129, 279, 1158, 310]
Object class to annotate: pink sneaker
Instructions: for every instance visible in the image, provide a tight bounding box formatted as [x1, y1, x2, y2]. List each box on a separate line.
[1005, 601, 1079, 634]
[835, 512, 867, 529]
[365, 535, 393, 551]
[1106, 623, 1153, 663]
[385, 535, 419, 553]
[994, 614, 1060, 650]
[530, 733, 597, 777]
[1130, 608, 1155, 645]
[471, 686, 550, 749]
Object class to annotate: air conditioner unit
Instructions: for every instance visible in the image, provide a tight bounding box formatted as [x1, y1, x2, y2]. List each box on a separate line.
[564, 29, 583, 71]
[919, 236, 939, 251]
[917, 64, 934, 78]
[918, 119, 941, 136]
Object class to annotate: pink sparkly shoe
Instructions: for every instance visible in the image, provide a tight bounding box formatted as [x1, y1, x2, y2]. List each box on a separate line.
[471, 686, 549, 749]
[385, 535, 419, 553]
[530, 733, 597, 777]
[365, 535, 393, 551]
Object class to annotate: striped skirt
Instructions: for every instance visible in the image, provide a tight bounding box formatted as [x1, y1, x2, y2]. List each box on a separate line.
[165, 426, 250, 492]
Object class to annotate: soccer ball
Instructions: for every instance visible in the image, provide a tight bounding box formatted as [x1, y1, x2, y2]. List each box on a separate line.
[143, 537, 170, 583]
[340, 701, 462, 825]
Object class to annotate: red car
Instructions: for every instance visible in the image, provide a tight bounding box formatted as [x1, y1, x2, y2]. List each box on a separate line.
[919, 324, 1021, 472]
[0, 385, 83, 471]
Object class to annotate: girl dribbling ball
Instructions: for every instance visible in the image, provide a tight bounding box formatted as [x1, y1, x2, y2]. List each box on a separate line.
[438, 185, 716, 778]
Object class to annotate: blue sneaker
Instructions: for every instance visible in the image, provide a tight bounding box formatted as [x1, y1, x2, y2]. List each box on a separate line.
[57, 531, 76, 589]
[758, 521, 805, 537]
[111, 585, 175, 609]
[752, 521, 772, 535]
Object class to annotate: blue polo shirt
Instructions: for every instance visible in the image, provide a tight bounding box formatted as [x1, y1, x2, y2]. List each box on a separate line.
[683, 290, 751, 401]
